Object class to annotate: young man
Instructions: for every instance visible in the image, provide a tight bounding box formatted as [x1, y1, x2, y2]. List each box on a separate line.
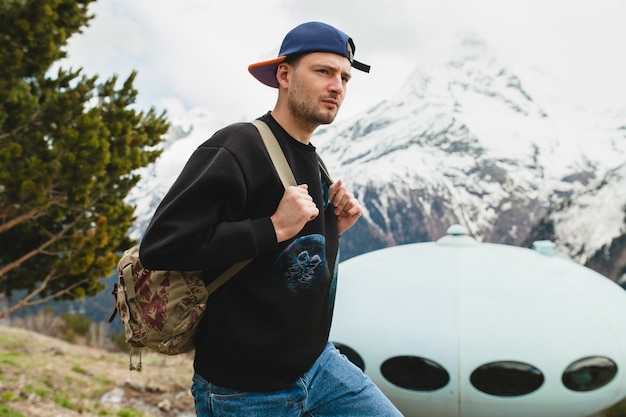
[140, 21, 403, 416]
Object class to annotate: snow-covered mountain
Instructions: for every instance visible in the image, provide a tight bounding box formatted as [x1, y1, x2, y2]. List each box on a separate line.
[127, 38, 626, 280]
[311, 39, 626, 277]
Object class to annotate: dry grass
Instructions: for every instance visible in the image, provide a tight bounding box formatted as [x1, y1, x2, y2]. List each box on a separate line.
[0, 325, 195, 417]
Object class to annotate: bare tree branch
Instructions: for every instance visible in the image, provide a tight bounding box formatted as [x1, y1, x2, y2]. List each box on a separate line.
[0, 269, 93, 319]
[0, 204, 51, 233]
[0, 269, 56, 319]
[0, 211, 85, 278]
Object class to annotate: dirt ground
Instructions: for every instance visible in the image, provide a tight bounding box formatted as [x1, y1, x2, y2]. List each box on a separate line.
[0, 325, 196, 417]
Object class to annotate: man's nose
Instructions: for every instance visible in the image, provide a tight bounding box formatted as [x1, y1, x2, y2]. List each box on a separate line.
[329, 75, 344, 95]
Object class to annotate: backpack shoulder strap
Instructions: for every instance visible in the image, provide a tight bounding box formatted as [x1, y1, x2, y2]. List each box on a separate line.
[317, 156, 334, 186]
[206, 259, 252, 295]
[206, 120, 297, 295]
[251, 119, 297, 188]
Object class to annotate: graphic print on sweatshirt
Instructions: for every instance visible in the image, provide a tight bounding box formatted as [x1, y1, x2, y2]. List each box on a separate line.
[273, 234, 331, 297]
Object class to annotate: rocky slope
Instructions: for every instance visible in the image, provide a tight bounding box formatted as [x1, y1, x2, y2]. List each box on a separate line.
[0, 326, 195, 417]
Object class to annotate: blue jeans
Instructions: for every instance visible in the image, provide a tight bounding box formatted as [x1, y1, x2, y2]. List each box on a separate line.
[191, 341, 403, 416]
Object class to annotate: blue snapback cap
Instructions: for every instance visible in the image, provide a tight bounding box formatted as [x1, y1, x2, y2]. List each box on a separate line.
[248, 21, 371, 88]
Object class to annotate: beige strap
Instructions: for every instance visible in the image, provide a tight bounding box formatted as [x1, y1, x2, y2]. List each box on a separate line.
[206, 259, 252, 295]
[206, 120, 297, 295]
[251, 119, 297, 189]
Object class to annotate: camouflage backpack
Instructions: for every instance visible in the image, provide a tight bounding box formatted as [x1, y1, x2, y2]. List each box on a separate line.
[108, 120, 296, 369]
[108, 246, 250, 368]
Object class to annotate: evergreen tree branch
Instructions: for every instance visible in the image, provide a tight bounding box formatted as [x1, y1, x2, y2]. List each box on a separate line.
[0, 203, 52, 233]
[0, 211, 85, 278]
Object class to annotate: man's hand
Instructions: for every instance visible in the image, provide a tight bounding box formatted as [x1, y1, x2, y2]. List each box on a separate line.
[329, 179, 362, 235]
[271, 184, 319, 243]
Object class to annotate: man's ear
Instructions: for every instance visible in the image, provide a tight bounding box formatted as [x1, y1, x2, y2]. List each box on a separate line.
[276, 62, 290, 88]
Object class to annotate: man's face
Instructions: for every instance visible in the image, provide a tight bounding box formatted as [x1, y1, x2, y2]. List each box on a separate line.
[286, 52, 352, 127]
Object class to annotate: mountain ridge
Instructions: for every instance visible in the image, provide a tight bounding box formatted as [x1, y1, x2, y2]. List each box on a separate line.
[125, 37, 626, 279]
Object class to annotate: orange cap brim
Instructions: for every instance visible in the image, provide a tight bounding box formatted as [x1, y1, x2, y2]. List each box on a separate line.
[248, 56, 287, 88]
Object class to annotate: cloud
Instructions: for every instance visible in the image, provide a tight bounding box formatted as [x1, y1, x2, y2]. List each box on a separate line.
[59, 0, 626, 125]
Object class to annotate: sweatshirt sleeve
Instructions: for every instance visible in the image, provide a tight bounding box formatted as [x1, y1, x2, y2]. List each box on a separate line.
[138, 141, 278, 272]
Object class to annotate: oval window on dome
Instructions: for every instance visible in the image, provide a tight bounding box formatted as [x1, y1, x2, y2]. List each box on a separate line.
[562, 356, 617, 392]
[470, 361, 544, 396]
[332, 342, 365, 371]
[381, 356, 449, 391]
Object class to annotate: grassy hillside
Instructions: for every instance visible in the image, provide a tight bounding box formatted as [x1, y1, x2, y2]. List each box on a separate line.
[0, 326, 195, 417]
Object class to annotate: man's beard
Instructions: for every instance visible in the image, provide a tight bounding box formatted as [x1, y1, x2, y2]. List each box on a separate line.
[287, 79, 339, 130]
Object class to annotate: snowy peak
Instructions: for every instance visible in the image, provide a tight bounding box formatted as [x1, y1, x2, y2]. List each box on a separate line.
[311, 38, 626, 265]
[128, 37, 626, 280]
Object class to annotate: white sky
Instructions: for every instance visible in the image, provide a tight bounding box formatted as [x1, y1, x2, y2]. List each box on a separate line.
[60, 0, 626, 126]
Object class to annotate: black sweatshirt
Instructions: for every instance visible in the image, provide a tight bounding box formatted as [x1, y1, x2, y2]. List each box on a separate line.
[139, 112, 340, 391]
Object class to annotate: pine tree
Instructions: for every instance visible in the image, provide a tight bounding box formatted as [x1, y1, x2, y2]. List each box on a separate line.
[0, 0, 170, 318]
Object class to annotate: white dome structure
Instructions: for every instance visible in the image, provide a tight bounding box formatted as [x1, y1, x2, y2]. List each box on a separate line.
[330, 225, 626, 417]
